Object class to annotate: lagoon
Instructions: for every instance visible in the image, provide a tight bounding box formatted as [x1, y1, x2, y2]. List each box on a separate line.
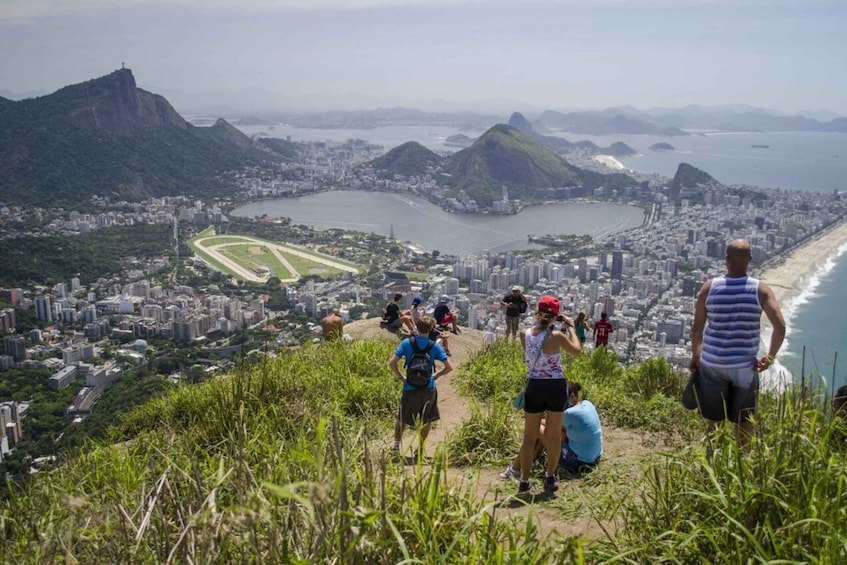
[231, 191, 645, 256]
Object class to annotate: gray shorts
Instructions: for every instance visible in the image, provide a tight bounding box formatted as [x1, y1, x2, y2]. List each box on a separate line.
[698, 363, 759, 423]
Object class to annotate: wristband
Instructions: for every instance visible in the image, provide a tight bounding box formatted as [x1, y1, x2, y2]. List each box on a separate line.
[766, 354, 776, 364]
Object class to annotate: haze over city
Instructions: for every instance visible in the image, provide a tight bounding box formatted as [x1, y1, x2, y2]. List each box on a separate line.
[1, 0, 845, 116]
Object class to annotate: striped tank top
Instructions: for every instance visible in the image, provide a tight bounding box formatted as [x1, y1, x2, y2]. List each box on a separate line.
[702, 275, 761, 368]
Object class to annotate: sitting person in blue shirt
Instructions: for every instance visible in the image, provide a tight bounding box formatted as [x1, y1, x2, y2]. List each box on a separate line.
[560, 382, 602, 474]
[501, 381, 602, 479]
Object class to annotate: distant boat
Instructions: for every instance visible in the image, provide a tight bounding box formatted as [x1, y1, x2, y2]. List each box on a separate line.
[751, 144, 770, 149]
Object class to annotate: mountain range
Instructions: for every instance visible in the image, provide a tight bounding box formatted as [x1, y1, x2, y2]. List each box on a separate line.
[0, 69, 286, 207]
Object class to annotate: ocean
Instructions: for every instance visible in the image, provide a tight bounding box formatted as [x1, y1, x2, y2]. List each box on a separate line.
[233, 123, 847, 390]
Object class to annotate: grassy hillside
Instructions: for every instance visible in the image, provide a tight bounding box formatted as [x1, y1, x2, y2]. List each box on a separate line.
[3, 338, 846, 562]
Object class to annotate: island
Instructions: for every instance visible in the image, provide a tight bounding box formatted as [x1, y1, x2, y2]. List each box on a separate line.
[649, 142, 675, 152]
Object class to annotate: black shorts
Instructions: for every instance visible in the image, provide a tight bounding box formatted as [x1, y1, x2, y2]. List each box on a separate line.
[399, 387, 439, 427]
[524, 379, 568, 414]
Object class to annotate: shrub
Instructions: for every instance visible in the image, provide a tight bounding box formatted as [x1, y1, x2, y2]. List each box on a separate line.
[447, 401, 522, 466]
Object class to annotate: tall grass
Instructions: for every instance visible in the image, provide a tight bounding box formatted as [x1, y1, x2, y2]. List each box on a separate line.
[456, 343, 700, 440]
[588, 388, 847, 563]
[0, 340, 572, 563]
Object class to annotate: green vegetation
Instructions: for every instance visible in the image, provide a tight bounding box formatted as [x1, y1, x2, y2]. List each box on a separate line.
[0, 340, 570, 562]
[669, 162, 718, 202]
[0, 223, 174, 287]
[369, 141, 443, 178]
[189, 232, 361, 282]
[4, 338, 846, 562]
[442, 124, 636, 207]
[0, 69, 281, 206]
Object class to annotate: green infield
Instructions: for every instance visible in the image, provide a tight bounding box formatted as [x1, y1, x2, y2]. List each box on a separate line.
[188, 231, 360, 283]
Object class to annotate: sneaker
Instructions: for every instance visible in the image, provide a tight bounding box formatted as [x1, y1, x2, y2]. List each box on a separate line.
[499, 465, 521, 480]
[517, 480, 531, 495]
[544, 474, 559, 492]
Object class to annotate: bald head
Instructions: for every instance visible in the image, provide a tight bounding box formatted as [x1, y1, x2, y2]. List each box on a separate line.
[726, 239, 752, 276]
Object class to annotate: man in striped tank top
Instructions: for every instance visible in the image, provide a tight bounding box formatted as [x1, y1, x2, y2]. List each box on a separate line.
[690, 239, 786, 445]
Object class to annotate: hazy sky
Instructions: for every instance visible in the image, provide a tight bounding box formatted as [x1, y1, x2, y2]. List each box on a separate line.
[1, 0, 844, 114]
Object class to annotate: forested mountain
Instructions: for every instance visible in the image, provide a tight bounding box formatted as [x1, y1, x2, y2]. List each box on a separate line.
[369, 141, 443, 177]
[443, 124, 635, 207]
[0, 69, 283, 206]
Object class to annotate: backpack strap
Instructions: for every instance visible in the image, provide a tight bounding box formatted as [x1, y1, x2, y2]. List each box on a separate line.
[408, 336, 419, 353]
[530, 328, 552, 371]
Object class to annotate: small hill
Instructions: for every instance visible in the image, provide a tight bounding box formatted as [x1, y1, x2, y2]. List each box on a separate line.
[0, 68, 278, 206]
[444, 125, 636, 207]
[369, 141, 442, 177]
[605, 141, 637, 157]
[669, 162, 720, 202]
[649, 142, 674, 152]
[444, 124, 583, 206]
[444, 133, 475, 148]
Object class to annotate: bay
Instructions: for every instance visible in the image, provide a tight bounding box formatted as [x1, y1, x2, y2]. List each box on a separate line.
[550, 130, 847, 193]
[233, 122, 847, 390]
[231, 192, 645, 256]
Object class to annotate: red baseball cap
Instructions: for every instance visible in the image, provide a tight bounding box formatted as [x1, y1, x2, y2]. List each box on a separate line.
[537, 295, 560, 315]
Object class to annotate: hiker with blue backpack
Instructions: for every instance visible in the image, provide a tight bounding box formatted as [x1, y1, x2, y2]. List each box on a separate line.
[388, 315, 453, 458]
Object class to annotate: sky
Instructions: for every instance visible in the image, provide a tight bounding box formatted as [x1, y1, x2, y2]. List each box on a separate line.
[1, 0, 845, 115]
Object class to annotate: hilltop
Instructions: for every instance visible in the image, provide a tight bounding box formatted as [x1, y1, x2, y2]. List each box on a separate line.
[369, 141, 443, 178]
[1, 312, 844, 562]
[0, 69, 286, 206]
[442, 124, 637, 207]
[669, 162, 721, 203]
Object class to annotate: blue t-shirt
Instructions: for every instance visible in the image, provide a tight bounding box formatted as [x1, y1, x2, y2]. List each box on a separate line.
[563, 400, 603, 463]
[394, 336, 448, 391]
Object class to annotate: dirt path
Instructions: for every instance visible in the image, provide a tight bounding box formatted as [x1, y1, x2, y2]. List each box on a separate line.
[344, 318, 650, 543]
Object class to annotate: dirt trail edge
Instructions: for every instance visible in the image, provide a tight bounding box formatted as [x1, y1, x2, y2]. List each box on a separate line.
[344, 317, 647, 543]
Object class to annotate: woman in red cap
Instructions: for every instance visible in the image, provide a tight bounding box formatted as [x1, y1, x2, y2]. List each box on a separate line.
[516, 294, 581, 495]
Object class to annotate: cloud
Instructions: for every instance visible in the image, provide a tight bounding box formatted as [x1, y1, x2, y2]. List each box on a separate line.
[0, 0, 494, 22]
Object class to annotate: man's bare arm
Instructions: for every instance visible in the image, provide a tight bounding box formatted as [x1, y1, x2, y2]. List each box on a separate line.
[757, 282, 786, 371]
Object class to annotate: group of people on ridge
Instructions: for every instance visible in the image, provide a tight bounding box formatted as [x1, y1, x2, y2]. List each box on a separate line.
[346, 238, 811, 498]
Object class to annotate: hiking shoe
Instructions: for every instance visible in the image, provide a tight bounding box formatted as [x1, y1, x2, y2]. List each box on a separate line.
[499, 465, 520, 480]
[517, 480, 531, 495]
[544, 474, 559, 492]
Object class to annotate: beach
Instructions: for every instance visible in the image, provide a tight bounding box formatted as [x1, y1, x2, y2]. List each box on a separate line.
[756, 219, 847, 387]
[593, 154, 630, 171]
[758, 220, 847, 306]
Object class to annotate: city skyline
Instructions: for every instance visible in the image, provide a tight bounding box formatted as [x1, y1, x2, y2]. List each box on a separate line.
[1, 0, 845, 115]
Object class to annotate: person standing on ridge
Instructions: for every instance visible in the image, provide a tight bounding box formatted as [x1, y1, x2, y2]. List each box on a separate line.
[593, 312, 614, 347]
[689, 239, 786, 446]
[501, 286, 527, 340]
[573, 312, 590, 347]
[516, 295, 581, 495]
[388, 315, 453, 458]
[320, 308, 344, 341]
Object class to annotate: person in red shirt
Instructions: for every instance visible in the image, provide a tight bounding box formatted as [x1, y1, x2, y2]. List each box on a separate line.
[593, 312, 614, 347]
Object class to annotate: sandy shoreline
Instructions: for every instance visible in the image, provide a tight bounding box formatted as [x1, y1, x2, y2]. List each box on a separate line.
[757, 220, 847, 306]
